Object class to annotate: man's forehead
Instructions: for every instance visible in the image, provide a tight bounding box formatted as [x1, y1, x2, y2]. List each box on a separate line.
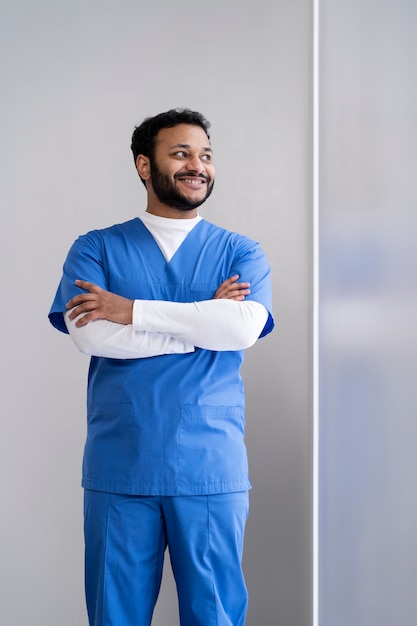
[155, 124, 211, 147]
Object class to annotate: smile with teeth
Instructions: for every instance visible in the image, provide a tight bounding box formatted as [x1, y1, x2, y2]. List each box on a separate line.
[176, 174, 208, 188]
[178, 177, 205, 186]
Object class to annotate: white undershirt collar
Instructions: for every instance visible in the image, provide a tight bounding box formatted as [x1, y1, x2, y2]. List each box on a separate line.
[139, 211, 203, 261]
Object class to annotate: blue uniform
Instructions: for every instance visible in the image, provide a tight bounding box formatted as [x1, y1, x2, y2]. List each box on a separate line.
[49, 217, 274, 496]
[49, 217, 274, 625]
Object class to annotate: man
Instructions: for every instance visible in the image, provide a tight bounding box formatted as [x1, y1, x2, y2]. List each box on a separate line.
[49, 108, 274, 626]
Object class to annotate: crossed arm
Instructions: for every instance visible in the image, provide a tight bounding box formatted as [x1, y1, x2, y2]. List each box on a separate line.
[65, 275, 268, 358]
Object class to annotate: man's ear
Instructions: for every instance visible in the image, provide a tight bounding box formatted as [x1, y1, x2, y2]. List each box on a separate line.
[136, 155, 151, 180]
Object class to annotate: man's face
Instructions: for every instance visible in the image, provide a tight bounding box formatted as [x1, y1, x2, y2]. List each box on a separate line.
[149, 124, 215, 211]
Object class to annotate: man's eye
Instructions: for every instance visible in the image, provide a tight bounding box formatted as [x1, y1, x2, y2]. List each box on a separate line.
[175, 151, 187, 157]
[202, 154, 212, 161]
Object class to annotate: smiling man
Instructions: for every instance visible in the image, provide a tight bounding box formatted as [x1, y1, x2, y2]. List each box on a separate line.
[49, 108, 274, 626]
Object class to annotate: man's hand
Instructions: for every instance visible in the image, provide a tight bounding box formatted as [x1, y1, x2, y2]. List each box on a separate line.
[66, 280, 134, 327]
[214, 275, 250, 301]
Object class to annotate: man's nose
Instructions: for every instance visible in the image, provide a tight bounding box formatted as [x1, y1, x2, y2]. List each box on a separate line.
[185, 155, 205, 173]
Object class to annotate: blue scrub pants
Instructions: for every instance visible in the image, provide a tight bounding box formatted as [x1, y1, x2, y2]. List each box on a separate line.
[84, 490, 249, 626]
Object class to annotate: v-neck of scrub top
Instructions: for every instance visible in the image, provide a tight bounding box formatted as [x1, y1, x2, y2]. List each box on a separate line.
[139, 212, 202, 263]
[133, 216, 209, 281]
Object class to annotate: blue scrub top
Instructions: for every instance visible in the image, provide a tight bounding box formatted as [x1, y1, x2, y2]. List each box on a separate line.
[49, 218, 274, 496]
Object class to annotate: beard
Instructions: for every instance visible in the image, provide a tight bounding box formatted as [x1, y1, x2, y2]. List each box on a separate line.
[149, 157, 214, 211]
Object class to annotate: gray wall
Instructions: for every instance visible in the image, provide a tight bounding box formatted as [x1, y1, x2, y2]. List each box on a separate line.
[319, 1, 417, 625]
[0, 2, 312, 625]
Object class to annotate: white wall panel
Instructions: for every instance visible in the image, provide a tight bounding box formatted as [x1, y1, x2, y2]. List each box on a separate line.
[318, 2, 417, 624]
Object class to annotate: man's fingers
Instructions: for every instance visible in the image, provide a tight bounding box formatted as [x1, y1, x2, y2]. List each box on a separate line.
[66, 280, 104, 310]
[74, 279, 103, 293]
[231, 283, 250, 291]
[68, 299, 97, 314]
[74, 311, 100, 327]
[214, 272, 251, 300]
[66, 293, 96, 310]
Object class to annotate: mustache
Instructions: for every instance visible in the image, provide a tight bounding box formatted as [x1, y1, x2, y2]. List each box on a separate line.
[174, 172, 212, 184]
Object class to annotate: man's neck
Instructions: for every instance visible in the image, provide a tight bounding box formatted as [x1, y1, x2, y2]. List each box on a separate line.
[145, 205, 198, 219]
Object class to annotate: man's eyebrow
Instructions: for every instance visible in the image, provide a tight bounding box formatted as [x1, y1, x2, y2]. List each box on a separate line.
[169, 143, 213, 152]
